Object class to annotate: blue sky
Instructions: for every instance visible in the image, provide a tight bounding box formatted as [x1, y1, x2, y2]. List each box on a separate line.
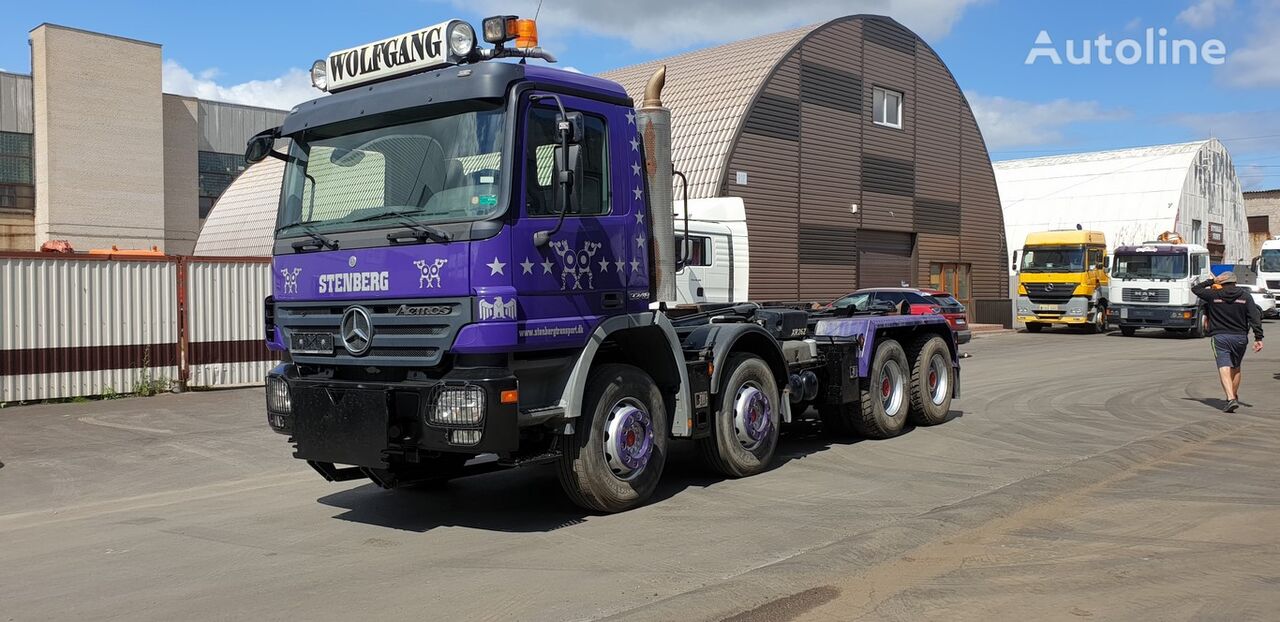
[2, 0, 1278, 188]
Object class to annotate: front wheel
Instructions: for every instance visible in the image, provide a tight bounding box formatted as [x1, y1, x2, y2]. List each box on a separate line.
[1025, 323, 1044, 333]
[1086, 306, 1107, 334]
[557, 364, 668, 513]
[1120, 326, 1136, 337]
[697, 354, 781, 478]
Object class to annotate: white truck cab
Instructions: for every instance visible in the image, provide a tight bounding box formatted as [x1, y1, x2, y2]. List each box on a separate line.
[673, 197, 750, 304]
[1258, 237, 1280, 295]
[1108, 238, 1212, 337]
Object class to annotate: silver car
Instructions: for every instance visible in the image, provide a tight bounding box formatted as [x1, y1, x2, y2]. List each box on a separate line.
[1238, 284, 1278, 319]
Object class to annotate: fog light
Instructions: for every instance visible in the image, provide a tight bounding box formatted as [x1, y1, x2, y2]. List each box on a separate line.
[450, 429, 483, 446]
[267, 376, 292, 413]
[429, 386, 485, 426]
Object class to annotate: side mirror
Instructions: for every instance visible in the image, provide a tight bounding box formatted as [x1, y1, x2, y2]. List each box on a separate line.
[245, 127, 281, 163]
[557, 111, 585, 145]
[552, 143, 583, 215]
[1011, 250, 1020, 272]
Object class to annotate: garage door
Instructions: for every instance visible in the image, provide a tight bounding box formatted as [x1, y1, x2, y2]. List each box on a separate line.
[858, 230, 914, 289]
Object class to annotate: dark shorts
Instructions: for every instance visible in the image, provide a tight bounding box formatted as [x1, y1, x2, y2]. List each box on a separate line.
[1211, 334, 1249, 368]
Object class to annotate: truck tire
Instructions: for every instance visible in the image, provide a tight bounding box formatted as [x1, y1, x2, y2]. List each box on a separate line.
[1086, 306, 1107, 334]
[855, 339, 911, 439]
[1120, 326, 1136, 337]
[557, 363, 668, 513]
[907, 335, 953, 426]
[1025, 323, 1044, 333]
[697, 354, 780, 478]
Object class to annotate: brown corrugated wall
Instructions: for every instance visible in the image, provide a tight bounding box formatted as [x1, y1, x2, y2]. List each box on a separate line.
[718, 16, 1008, 320]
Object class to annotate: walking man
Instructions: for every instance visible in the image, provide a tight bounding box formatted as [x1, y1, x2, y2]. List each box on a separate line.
[1192, 272, 1264, 412]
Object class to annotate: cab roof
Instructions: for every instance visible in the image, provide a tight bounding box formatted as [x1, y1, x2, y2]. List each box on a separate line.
[1023, 230, 1106, 247]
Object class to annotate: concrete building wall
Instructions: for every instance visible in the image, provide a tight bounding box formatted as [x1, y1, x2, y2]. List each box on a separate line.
[31, 25, 166, 250]
[1245, 190, 1280, 258]
[0, 212, 34, 249]
[163, 94, 200, 255]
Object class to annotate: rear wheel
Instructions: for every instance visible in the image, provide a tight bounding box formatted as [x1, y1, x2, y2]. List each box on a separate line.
[698, 354, 781, 478]
[1025, 323, 1044, 333]
[856, 339, 911, 439]
[907, 336, 953, 426]
[557, 364, 667, 513]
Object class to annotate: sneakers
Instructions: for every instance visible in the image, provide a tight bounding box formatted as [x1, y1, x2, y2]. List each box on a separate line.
[1223, 399, 1239, 413]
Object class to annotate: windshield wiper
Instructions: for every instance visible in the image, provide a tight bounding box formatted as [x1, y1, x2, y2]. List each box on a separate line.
[277, 221, 339, 251]
[354, 209, 452, 243]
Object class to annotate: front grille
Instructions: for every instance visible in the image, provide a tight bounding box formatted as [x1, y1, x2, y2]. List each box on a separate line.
[1268, 280, 1280, 289]
[277, 298, 470, 368]
[1121, 288, 1170, 303]
[1024, 283, 1077, 305]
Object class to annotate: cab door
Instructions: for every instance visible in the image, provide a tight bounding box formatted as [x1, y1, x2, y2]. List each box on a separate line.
[507, 93, 638, 349]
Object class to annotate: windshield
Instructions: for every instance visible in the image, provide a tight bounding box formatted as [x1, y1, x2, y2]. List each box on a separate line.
[1020, 246, 1085, 272]
[1261, 249, 1280, 272]
[1112, 253, 1188, 280]
[277, 105, 506, 235]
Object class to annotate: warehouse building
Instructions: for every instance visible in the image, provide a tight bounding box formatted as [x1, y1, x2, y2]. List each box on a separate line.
[199, 15, 1012, 323]
[1245, 189, 1280, 258]
[601, 16, 1009, 321]
[0, 24, 285, 254]
[995, 140, 1250, 266]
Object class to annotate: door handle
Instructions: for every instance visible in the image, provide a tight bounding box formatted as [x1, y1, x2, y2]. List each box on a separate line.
[602, 292, 624, 310]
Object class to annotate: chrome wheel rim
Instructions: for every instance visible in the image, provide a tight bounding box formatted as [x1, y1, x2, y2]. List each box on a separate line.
[603, 398, 654, 481]
[881, 359, 906, 416]
[928, 354, 949, 406]
[733, 382, 773, 450]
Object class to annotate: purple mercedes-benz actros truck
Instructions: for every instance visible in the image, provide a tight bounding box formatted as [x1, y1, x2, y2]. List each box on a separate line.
[252, 16, 960, 512]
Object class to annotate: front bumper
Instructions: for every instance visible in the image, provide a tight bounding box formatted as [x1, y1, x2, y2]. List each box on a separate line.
[1107, 304, 1198, 328]
[266, 364, 518, 467]
[1015, 295, 1093, 325]
[954, 329, 972, 344]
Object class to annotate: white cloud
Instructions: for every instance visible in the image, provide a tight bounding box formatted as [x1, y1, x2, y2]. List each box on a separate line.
[441, 0, 983, 52]
[1170, 110, 1280, 154]
[162, 60, 320, 110]
[1221, 3, 1280, 88]
[1176, 0, 1234, 28]
[965, 92, 1128, 151]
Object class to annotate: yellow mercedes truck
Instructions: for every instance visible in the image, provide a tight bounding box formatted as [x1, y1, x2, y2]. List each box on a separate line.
[1013, 230, 1111, 333]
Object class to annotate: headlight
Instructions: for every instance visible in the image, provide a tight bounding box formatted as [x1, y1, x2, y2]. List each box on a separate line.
[448, 22, 476, 58]
[310, 59, 328, 91]
[429, 386, 485, 426]
[267, 376, 292, 413]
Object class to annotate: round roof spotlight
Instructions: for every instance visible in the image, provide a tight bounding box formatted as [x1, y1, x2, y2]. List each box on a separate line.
[449, 21, 477, 58]
[310, 59, 328, 91]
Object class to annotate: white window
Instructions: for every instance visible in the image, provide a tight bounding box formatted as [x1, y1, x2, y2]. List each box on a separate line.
[873, 87, 903, 129]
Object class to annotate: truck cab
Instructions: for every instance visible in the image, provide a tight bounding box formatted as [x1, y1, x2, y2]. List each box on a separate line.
[1013, 230, 1109, 333]
[1107, 238, 1212, 337]
[254, 17, 959, 513]
[1258, 237, 1280, 295]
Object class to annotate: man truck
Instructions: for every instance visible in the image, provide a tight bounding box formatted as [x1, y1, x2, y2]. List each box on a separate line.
[1107, 233, 1213, 337]
[1012, 230, 1110, 333]
[252, 16, 959, 512]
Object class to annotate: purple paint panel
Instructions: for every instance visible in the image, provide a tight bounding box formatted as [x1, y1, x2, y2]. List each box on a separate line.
[815, 315, 953, 376]
[273, 243, 470, 301]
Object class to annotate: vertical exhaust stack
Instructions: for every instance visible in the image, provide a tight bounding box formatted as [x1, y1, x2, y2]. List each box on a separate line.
[637, 65, 677, 304]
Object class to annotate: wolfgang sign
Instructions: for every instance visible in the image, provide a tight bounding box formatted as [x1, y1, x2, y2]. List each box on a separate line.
[326, 21, 456, 90]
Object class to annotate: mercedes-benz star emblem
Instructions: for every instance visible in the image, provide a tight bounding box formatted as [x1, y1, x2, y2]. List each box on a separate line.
[340, 306, 373, 356]
[1044, 283, 1055, 291]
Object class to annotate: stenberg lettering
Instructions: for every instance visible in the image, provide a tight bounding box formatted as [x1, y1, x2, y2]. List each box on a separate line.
[317, 271, 391, 294]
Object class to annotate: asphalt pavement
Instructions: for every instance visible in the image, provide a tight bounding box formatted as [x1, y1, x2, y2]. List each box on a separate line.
[0, 325, 1277, 621]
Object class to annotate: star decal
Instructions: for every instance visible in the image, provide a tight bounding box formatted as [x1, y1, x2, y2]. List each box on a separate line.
[634, 211, 645, 224]
[487, 257, 507, 276]
[633, 186, 644, 201]
[598, 257, 611, 273]
[541, 258, 555, 274]
[520, 257, 534, 275]
[636, 234, 646, 249]
[629, 136, 640, 152]
[625, 110, 635, 125]
[631, 162, 641, 177]
[630, 258, 642, 273]
[614, 260, 626, 273]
